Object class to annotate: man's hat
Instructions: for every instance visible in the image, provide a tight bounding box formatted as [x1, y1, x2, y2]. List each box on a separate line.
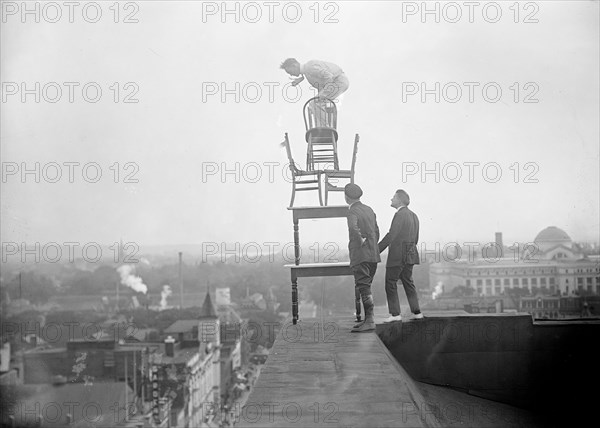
[344, 183, 363, 199]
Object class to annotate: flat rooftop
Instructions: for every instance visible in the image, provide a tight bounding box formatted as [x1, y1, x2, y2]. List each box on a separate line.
[239, 315, 543, 427]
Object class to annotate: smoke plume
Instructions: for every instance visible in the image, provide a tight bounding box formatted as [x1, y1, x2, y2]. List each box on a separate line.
[160, 285, 172, 310]
[117, 265, 148, 294]
[432, 282, 443, 300]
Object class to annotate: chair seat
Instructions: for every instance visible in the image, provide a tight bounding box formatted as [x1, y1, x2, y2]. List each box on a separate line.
[324, 169, 352, 177]
[295, 169, 321, 176]
[305, 127, 338, 143]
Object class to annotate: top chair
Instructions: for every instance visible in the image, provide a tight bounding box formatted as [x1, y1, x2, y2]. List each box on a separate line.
[303, 97, 339, 172]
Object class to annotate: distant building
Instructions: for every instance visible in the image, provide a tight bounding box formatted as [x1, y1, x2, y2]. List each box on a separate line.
[519, 295, 600, 319]
[216, 305, 243, 406]
[430, 227, 600, 297]
[169, 289, 245, 409]
[0, 382, 135, 427]
[0, 342, 22, 386]
[240, 293, 267, 311]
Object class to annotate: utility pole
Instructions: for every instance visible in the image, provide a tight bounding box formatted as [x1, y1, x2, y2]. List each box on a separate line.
[179, 252, 184, 309]
[124, 353, 128, 422]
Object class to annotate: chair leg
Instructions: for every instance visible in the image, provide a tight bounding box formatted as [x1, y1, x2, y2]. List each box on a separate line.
[306, 138, 313, 171]
[317, 175, 323, 206]
[324, 178, 328, 206]
[290, 181, 296, 207]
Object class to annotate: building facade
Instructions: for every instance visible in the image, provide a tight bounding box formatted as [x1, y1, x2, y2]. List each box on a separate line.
[430, 227, 600, 297]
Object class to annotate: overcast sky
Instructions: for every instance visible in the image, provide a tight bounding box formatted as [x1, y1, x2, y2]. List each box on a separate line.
[1, 1, 599, 255]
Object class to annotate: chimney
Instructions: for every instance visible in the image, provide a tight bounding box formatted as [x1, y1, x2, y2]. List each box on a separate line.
[165, 336, 175, 357]
[495, 232, 504, 257]
[178, 252, 183, 309]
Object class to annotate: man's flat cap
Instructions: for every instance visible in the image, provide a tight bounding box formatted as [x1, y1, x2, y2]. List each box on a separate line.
[344, 183, 363, 199]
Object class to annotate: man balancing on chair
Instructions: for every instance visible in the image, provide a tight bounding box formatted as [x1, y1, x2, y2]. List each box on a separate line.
[280, 58, 349, 127]
[345, 184, 381, 333]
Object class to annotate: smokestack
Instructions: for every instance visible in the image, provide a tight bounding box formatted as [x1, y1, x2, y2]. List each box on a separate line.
[178, 252, 183, 309]
[495, 232, 504, 257]
[165, 336, 175, 357]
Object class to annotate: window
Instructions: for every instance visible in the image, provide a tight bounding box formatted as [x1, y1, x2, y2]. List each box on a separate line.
[549, 277, 555, 285]
[578, 277, 584, 285]
[466, 279, 471, 287]
[522, 278, 529, 286]
[541, 278, 547, 286]
[513, 278, 519, 286]
[531, 278, 538, 286]
[494, 279, 501, 286]
[504, 279, 510, 285]
[477, 279, 483, 286]
[587, 277, 593, 285]
[485, 279, 492, 286]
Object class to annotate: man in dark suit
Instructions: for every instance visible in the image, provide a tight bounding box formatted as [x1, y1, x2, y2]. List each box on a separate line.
[344, 184, 381, 332]
[378, 189, 424, 322]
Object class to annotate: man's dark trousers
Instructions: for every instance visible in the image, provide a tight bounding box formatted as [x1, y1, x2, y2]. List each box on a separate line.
[353, 261, 378, 306]
[385, 264, 420, 316]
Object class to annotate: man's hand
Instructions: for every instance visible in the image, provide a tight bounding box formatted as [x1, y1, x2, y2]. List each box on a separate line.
[291, 76, 304, 86]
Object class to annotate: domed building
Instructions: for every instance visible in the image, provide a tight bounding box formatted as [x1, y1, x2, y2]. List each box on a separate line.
[534, 226, 576, 256]
[430, 227, 600, 310]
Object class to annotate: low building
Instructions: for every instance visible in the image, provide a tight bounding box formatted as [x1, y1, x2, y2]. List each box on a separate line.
[520, 295, 600, 319]
[0, 382, 135, 427]
[430, 227, 600, 297]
